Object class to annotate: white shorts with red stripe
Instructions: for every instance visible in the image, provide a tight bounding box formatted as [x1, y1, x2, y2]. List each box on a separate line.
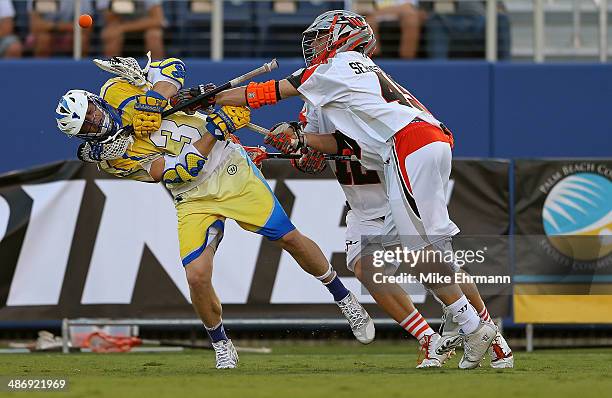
[345, 210, 400, 272]
[383, 122, 460, 252]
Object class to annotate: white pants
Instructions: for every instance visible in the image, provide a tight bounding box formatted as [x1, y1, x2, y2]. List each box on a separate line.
[383, 140, 459, 252]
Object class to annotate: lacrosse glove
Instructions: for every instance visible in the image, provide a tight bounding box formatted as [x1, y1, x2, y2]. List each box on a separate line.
[169, 83, 216, 115]
[264, 121, 306, 154]
[206, 106, 251, 141]
[291, 150, 327, 174]
[133, 90, 168, 138]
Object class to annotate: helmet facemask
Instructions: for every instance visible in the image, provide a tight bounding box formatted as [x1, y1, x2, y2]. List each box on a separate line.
[302, 29, 332, 67]
[79, 96, 120, 142]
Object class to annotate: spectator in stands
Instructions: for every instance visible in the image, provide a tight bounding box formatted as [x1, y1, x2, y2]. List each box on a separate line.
[0, 0, 21, 58]
[28, 0, 93, 57]
[423, 0, 511, 60]
[366, 0, 422, 59]
[97, 0, 165, 58]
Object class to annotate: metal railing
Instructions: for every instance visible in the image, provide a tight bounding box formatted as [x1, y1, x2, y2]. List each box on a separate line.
[5, 0, 611, 62]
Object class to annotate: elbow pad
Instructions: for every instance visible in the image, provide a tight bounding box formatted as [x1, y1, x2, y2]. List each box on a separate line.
[147, 58, 187, 90]
[161, 143, 208, 185]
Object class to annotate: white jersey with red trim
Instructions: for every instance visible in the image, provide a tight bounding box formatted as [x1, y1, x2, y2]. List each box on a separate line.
[300, 103, 388, 221]
[288, 51, 442, 163]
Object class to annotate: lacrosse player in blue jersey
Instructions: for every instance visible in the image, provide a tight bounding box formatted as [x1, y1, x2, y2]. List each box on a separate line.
[55, 53, 375, 369]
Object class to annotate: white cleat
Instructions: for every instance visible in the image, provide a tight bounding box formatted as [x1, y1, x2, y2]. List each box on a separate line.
[212, 339, 239, 369]
[435, 306, 464, 356]
[416, 333, 454, 368]
[435, 332, 463, 356]
[336, 291, 375, 344]
[459, 321, 497, 369]
[439, 305, 461, 337]
[490, 331, 514, 368]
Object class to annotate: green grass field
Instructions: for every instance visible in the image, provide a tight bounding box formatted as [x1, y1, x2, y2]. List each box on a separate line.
[1, 343, 611, 398]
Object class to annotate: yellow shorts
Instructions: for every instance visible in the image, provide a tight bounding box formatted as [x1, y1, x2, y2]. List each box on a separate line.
[176, 147, 295, 266]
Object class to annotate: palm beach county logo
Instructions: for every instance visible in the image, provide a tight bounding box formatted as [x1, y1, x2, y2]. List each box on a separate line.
[540, 164, 612, 265]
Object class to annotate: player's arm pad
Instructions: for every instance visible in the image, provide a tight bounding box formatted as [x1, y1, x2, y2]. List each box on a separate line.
[161, 143, 208, 185]
[246, 80, 280, 108]
[147, 58, 187, 90]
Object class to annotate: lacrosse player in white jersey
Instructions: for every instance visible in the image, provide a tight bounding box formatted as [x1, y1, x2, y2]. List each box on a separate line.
[212, 9, 513, 369]
[289, 104, 451, 368]
[283, 103, 512, 368]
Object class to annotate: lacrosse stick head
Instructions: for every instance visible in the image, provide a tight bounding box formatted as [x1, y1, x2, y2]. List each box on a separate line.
[83, 331, 142, 353]
[56, 90, 121, 142]
[93, 52, 151, 87]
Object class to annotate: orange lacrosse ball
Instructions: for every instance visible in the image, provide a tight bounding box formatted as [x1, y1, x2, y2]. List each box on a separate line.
[79, 14, 93, 29]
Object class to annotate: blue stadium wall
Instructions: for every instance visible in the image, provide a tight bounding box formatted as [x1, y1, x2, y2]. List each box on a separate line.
[0, 60, 610, 173]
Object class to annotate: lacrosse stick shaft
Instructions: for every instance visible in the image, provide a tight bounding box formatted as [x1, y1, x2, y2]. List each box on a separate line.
[265, 152, 358, 162]
[140, 339, 271, 353]
[246, 122, 269, 136]
[162, 59, 278, 118]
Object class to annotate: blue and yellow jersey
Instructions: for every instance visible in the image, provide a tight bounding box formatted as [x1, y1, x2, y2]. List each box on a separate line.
[98, 78, 210, 182]
[96, 58, 210, 182]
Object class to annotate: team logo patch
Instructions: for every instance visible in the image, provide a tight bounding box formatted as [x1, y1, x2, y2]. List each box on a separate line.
[227, 164, 238, 175]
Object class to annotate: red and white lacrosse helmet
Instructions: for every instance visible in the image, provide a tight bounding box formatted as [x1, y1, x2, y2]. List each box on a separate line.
[302, 10, 376, 67]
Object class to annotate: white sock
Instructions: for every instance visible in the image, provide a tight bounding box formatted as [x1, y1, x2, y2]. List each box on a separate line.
[447, 295, 480, 334]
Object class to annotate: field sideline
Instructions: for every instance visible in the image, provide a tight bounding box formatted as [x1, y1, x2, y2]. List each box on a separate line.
[1, 343, 611, 398]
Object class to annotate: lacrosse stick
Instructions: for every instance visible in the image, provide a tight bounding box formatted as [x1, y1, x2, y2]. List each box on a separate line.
[140, 339, 271, 354]
[162, 59, 279, 118]
[94, 58, 279, 138]
[244, 122, 359, 162]
[83, 331, 142, 353]
[93, 51, 152, 88]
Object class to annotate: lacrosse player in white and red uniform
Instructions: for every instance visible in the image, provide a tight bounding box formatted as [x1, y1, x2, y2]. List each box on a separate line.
[213, 10, 512, 369]
[289, 102, 512, 368]
[291, 104, 452, 368]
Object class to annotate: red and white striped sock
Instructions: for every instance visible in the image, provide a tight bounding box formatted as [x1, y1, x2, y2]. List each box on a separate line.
[399, 309, 434, 341]
[478, 307, 492, 323]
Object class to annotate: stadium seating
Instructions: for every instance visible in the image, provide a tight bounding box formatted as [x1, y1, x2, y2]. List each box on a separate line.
[174, 0, 256, 58]
[4, 0, 611, 60]
[255, 1, 344, 58]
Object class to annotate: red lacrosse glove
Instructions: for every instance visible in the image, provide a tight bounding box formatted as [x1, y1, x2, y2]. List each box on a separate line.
[264, 121, 305, 154]
[291, 150, 327, 174]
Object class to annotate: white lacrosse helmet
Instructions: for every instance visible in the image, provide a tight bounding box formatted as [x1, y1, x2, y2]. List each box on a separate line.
[55, 90, 89, 137]
[55, 89, 120, 141]
[302, 10, 376, 66]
